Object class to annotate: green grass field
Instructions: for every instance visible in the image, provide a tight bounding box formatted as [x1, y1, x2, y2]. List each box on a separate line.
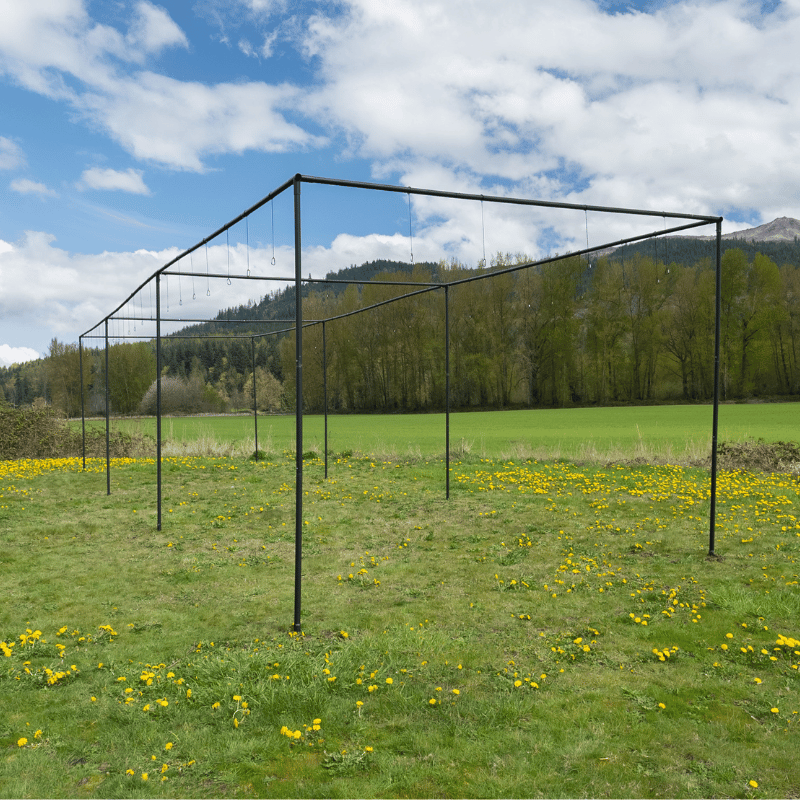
[82, 402, 800, 461]
[2, 437, 800, 798]
[7, 404, 800, 796]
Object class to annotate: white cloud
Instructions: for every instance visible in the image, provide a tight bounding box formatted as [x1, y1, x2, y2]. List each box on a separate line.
[10, 178, 58, 197]
[236, 30, 279, 58]
[77, 73, 322, 170]
[265, 28, 282, 55]
[0, 231, 178, 348]
[77, 167, 150, 194]
[0, 343, 41, 366]
[238, 38, 257, 57]
[0, 231, 299, 352]
[0, 0, 123, 99]
[126, 1, 189, 54]
[245, 0, 285, 13]
[200, 0, 287, 24]
[0, 1, 318, 171]
[0, 136, 25, 170]
[302, 0, 800, 219]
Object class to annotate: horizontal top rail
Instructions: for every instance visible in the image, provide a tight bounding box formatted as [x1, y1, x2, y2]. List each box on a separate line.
[81, 175, 296, 338]
[82, 172, 722, 338]
[297, 174, 724, 223]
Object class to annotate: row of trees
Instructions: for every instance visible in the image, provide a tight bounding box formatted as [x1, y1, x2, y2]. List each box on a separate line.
[12, 336, 284, 418]
[3, 247, 798, 417]
[282, 250, 800, 411]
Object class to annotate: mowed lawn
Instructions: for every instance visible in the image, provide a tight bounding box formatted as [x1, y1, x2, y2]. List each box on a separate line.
[84, 402, 799, 460]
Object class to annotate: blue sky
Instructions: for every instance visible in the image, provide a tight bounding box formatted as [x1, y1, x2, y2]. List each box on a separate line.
[2, 0, 799, 364]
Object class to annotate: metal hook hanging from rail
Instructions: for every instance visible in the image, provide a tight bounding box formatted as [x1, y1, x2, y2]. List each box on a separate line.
[271, 202, 276, 266]
[407, 192, 414, 265]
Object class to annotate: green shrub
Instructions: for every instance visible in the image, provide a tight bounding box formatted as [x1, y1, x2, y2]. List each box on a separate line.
[0, 401, 79, 459]
[0, 400, 151, 459]
[139, 375, 226, 415]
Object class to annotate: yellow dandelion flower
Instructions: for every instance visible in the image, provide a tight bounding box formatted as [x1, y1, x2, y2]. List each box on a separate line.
[17, 738, 27, 747]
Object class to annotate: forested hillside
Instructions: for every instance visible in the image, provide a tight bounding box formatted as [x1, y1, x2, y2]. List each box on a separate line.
[607, 235, 800, 270]
[3, 246, 799, 416]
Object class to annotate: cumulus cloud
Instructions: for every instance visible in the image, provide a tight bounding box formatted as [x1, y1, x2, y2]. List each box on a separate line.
[77, 167, 150, 194]
[0, 1, 317, 171]
[10, 178, 58, 197]
[0, 343, 41, 366]
[0, 231, 301, 351]
[0, 231, 180, 348]
[0, 0, 125, 99]
[0, 136, 25, 170]
[3, 0, 800, 221]
[77, 73, 321, 170]
[303, 0, 800, 220]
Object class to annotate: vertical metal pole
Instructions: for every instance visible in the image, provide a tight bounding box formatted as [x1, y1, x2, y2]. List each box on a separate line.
[252, 338, 259, 458]
[323, 320, 328, 480]
[293, 176, 303, 632]
[445, 286, 450, 500]
[709, 219, 722, 556]
[79, 337, 86, 471]
[104, 320, 110, 495]
[156, 275, 163, 532]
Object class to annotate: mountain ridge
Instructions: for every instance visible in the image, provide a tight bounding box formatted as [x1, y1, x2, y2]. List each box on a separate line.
[696, 216, 800, 242]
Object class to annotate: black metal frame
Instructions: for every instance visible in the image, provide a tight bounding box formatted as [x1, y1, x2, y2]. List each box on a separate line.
[81, 173, 724, 631]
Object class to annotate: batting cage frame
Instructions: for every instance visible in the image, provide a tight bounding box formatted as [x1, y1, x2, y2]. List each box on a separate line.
[81, 173, 724, 631]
